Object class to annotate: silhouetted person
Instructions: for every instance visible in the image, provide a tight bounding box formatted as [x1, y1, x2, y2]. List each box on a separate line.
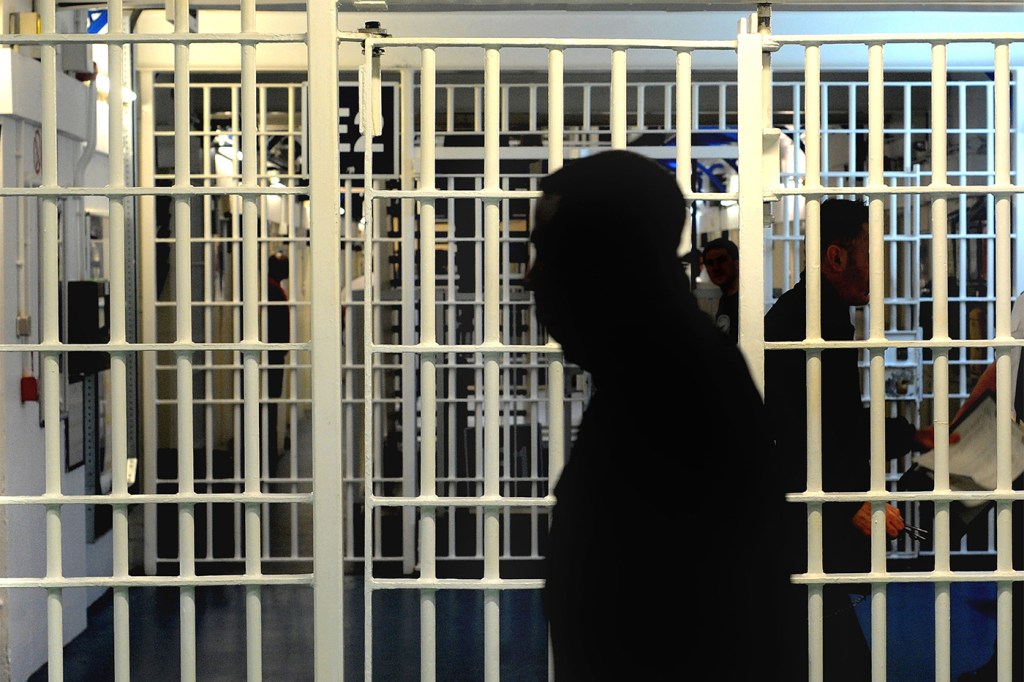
[267, 252, 289, 469]
[703, 236, 739, 343]
[525, 150, 788, 680]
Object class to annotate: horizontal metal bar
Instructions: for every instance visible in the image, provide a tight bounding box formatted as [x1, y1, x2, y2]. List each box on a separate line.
[790, 490, 1024, 503]
[0, 342, 305, 353]
[0, 574, 313, 589]
[0, 493, 312, 505]
[362, 36, 737, 50]
[366, 495, 555, 508]
[0, 186, 307, 197]
[0, 32, 307, 45]
[368, 577, 545, 590]
[775, 33, 1024, 46]
[792, 571, 1024, 586]
[766, 338, 1024, 351]
[774, 184, 1023, 197]
[370, 343, 562, 354]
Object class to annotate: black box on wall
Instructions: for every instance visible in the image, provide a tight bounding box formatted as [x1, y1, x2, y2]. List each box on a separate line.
[63, 280, 110, 381]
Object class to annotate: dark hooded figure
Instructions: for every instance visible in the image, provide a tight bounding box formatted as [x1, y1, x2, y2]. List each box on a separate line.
[525, 150, 789, 680]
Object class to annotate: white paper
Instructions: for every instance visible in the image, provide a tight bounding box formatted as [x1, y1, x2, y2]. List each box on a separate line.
[913, 393, 1024, 506]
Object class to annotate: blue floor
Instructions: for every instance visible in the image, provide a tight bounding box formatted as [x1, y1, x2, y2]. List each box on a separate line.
[29, 578, 549, 681]
[855, 581, 998, 681]
[31, 578, 999, 681]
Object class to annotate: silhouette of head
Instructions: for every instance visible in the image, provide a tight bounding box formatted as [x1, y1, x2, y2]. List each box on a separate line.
[525, 150, 689, 370]
[702, 237, 738, 294]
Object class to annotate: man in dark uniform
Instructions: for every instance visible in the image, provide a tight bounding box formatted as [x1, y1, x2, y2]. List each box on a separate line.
[527, 150, 789, 680]
[703, 236, 739, 343]
[764, 198, 925, 681]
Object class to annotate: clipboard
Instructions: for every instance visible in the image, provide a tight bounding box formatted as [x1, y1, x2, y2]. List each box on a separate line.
[900, 390, 1024, 534]
[912, 390, 1024, 500]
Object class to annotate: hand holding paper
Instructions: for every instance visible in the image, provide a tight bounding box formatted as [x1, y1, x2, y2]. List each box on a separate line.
[913, 391, 1024, 505]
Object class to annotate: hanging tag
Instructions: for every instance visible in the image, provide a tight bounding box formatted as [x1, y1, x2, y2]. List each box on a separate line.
[358, 57, 384, 138]
[357, 21, 388, 138]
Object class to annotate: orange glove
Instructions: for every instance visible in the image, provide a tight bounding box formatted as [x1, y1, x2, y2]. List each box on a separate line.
[852, 502, 905, 539]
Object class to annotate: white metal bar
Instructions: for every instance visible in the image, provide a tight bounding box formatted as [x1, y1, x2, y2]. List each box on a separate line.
[417, 43, 438, 585]
[675, 51, 691, 201]
[137, 68, 159, 577]
[107, 2, 132, 678]
[308, 1, 345, 679]
[38, 3, 64, 679]
[419, 55, 440, 661]
[239, 2, 263, 679]
[171, 2, 198, 679]
[483, 47, 502, 682]
[544, 51, 566, 678]
[993, 42, 1015, 680]
[799, 40, 825, 682]
[547, 49, 564, 173]
[399, 69, 418, 577]
[866, 44, 889, 681]
[929, 41, 953, 682]
[610, 49, 627, 149]
[201, 85, 218, 565]
[637, 84, 645, 130]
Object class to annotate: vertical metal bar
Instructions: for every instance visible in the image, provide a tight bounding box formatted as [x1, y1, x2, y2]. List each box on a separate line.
[610, 49, 627, 149]
[675, 51, 691, 199]
[583, 84, 592, 132]
[170, 2, 198, 679]
[342, 179, 356, 564]
[239, 2, 263, 679]
[38, 3, 63, 679]
[446, 88, 455, 133]
[547, 49, 564, 173]
[137, 68, 159, 577]
[201, 85, 216, 564]
[993, 42, 1015, 681]
[929, 41, 953, 682]
[108, 2, 132, 678]
[529, 85, 538, 131]
[400, 69, 418, 577]
[230, 87, 245, 564]
[363, 46, 381, 682]
[418, 47, 439, 682]
[718, 82, 727, 130]
[260, 84, 274, 561]
[308, 1, 345, 678]
[545, 50, 566, 681]
[802, 42, 825, 682]
[866, 42, 889, 682]
[482, 47, 502, 682]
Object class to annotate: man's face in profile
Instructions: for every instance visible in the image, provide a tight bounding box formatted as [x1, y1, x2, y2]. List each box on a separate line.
[525, 194, 560, 322]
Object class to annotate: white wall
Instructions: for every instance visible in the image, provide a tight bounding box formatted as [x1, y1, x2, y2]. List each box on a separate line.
[0, 44, 109, 682]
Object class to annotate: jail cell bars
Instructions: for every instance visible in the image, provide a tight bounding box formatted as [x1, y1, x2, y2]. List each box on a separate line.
[765, 34, 1024, 682]
[0, 2, 320, 681]
[144, 78, 313, 573]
